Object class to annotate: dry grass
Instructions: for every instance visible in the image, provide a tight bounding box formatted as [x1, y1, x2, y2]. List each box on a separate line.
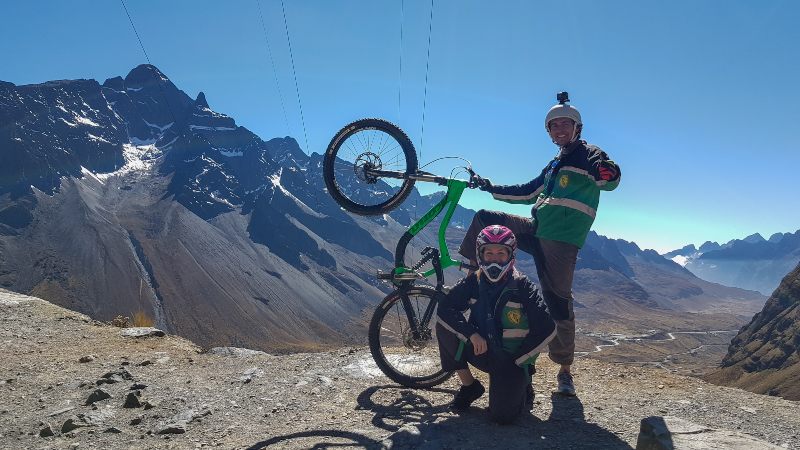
[132, 310, 155, 327]
[110, 315, 129, 328]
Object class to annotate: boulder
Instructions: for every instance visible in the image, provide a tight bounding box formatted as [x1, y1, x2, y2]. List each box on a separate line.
[636, 416, 783, 450]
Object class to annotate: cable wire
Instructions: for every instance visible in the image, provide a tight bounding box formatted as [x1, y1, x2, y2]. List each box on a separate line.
[419, 0, 435, 163]
[280, 0, 310, 154]
[120, 0, 151, 65]
[119, 0, 180, 128]
[397, 0, 405, 122]
[256, 0, 291, 136]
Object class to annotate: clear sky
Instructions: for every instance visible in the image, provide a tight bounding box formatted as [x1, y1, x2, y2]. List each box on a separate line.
[3, 1, 799, 253]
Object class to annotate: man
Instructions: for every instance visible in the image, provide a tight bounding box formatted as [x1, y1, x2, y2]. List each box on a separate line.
[437, 225, 556, 424]
[461, 92, 621, 396]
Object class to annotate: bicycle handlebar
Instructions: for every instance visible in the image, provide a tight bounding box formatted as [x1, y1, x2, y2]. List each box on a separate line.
[367, 166, 482, 189]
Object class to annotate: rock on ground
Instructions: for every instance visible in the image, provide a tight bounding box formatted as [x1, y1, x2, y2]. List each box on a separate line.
[1, 291, 799, 449]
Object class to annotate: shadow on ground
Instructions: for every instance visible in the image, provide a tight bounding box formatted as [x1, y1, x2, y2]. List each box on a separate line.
[248, 385, 633, 449]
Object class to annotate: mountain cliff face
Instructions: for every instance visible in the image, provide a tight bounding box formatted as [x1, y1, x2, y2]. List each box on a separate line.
[0, 65, 766, 352]
[0, 65, 480, 351]
[706, 263, 800, 400]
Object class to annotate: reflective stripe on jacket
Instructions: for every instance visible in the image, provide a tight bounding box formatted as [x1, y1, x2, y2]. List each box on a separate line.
[436, 270, 556, 367]
[488, 140, 620, 248]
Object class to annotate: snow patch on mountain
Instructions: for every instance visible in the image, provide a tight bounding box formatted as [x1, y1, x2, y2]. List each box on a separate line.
[129, 136, 158, 146]
[86, 133, 111, 144]
[94, 144, 162, 180]
[269, 170, 326, 219]
[671, 255, 689, 266]
[218, 149, 243, 157]
[59, 118, 77, 127]
[190, 125, 236, 131]
[193, 107, 229, 119]
[74, 115, 100, 127]
[80, 166, 105, 185]
[143, 119, 174, 132]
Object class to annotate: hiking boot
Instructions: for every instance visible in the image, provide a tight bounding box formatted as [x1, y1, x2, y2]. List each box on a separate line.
[450, 380, 485, 411]
[526, 383, 535, 411]
[556, 371, 576, 396]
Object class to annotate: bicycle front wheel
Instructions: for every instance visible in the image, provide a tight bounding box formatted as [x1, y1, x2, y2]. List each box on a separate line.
[323, 118, 418, 215]
[368, 286, 453, 388]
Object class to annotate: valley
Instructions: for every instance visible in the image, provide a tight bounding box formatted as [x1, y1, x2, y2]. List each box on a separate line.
[576, 329, 739, 377]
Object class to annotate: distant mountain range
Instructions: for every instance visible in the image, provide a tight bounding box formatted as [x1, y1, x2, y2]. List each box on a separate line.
[706, 261, 800, 400]
[664, 231, 800, 295]
[0, 65, 766, 351]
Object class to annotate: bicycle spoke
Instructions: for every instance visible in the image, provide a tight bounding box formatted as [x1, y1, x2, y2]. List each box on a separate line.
[323, 118, 417, 216]
[374, 291, 444, 380]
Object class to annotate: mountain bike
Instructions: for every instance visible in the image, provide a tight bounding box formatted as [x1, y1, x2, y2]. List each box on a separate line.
[323, 118, 480, 388]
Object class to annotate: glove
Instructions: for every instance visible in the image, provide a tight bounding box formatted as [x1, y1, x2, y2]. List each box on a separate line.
[597, 165, 617, 181]
[472, 173, 493, 191]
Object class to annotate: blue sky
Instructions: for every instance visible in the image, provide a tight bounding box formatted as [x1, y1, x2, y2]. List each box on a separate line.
[3, 1, 799, 253]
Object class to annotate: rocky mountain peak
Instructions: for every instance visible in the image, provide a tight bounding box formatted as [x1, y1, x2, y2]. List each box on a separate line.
[698, 241, 721, 252]
[744, 233, 767, 244]
[101, 76, 125, 91]
[663, 244, 697, 258]
[123, 64, 169, 88]
[194, 91, 209, 109]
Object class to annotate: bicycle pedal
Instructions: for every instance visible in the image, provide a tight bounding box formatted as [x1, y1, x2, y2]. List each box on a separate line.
[376, 270, 393, 280]
[393, 272, 419, 281]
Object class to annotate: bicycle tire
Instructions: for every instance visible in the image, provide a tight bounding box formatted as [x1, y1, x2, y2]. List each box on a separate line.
[368, 286, 453, 388]
[323, 118, 418, 215]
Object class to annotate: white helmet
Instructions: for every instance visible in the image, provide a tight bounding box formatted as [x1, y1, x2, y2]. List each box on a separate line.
[544, 92, 582, 144]
[545, 92, 582, 130]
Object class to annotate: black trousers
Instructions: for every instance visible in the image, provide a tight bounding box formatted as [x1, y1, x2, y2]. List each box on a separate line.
[458, 209, 578, 366]
[437, 322, 528, 424]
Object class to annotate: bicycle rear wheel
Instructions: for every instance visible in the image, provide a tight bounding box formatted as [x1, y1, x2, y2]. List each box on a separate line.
[324, 118, 418, 215]
[368, 286, 453, 388]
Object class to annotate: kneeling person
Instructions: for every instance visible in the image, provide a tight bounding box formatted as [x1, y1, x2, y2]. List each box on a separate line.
[436, 225, 556, 424]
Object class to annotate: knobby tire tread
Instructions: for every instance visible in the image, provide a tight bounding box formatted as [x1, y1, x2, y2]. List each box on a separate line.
[368, 286, 453, 389]
[323, 118, 418, 215]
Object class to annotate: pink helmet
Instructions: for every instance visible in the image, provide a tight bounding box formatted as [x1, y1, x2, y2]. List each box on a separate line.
[476, 225, 516, 282]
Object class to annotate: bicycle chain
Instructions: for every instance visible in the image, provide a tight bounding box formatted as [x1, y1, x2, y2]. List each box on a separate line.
[409, 247, 438, 272]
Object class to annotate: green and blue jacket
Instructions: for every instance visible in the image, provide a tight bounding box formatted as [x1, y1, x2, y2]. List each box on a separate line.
[487, 140, 621, 248]
[436, 270, 556, 367]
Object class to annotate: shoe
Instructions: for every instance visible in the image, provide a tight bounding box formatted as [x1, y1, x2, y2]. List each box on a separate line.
[450, 380, 485, 411]
[526, 383, 535, 411]
[556, 371, 576, 396]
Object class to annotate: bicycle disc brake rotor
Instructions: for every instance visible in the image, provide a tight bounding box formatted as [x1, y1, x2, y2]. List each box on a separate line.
[402, 327, 432, 351]
[354, 151, 382, 184]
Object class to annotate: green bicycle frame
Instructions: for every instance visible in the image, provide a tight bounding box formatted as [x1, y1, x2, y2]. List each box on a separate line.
[391, 178, 470, 286]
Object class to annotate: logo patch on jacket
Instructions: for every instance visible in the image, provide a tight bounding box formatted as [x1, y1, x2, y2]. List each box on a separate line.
[507, 309, 522, 325]
[559, 174, 569, 188]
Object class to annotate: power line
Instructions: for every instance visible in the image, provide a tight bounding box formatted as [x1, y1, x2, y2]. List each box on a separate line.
[419, 0, 435, 163]
[119, 0, 152, 65]
[256, 0, 290, 136]
[280, 0, 310, 155]
[398, 0, 405, 122]
[119, 0, 180, 127]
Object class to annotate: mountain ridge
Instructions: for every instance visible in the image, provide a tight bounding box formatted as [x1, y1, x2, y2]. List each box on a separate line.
[0, 65, 766, 354]
[664, 230, 800, 295]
